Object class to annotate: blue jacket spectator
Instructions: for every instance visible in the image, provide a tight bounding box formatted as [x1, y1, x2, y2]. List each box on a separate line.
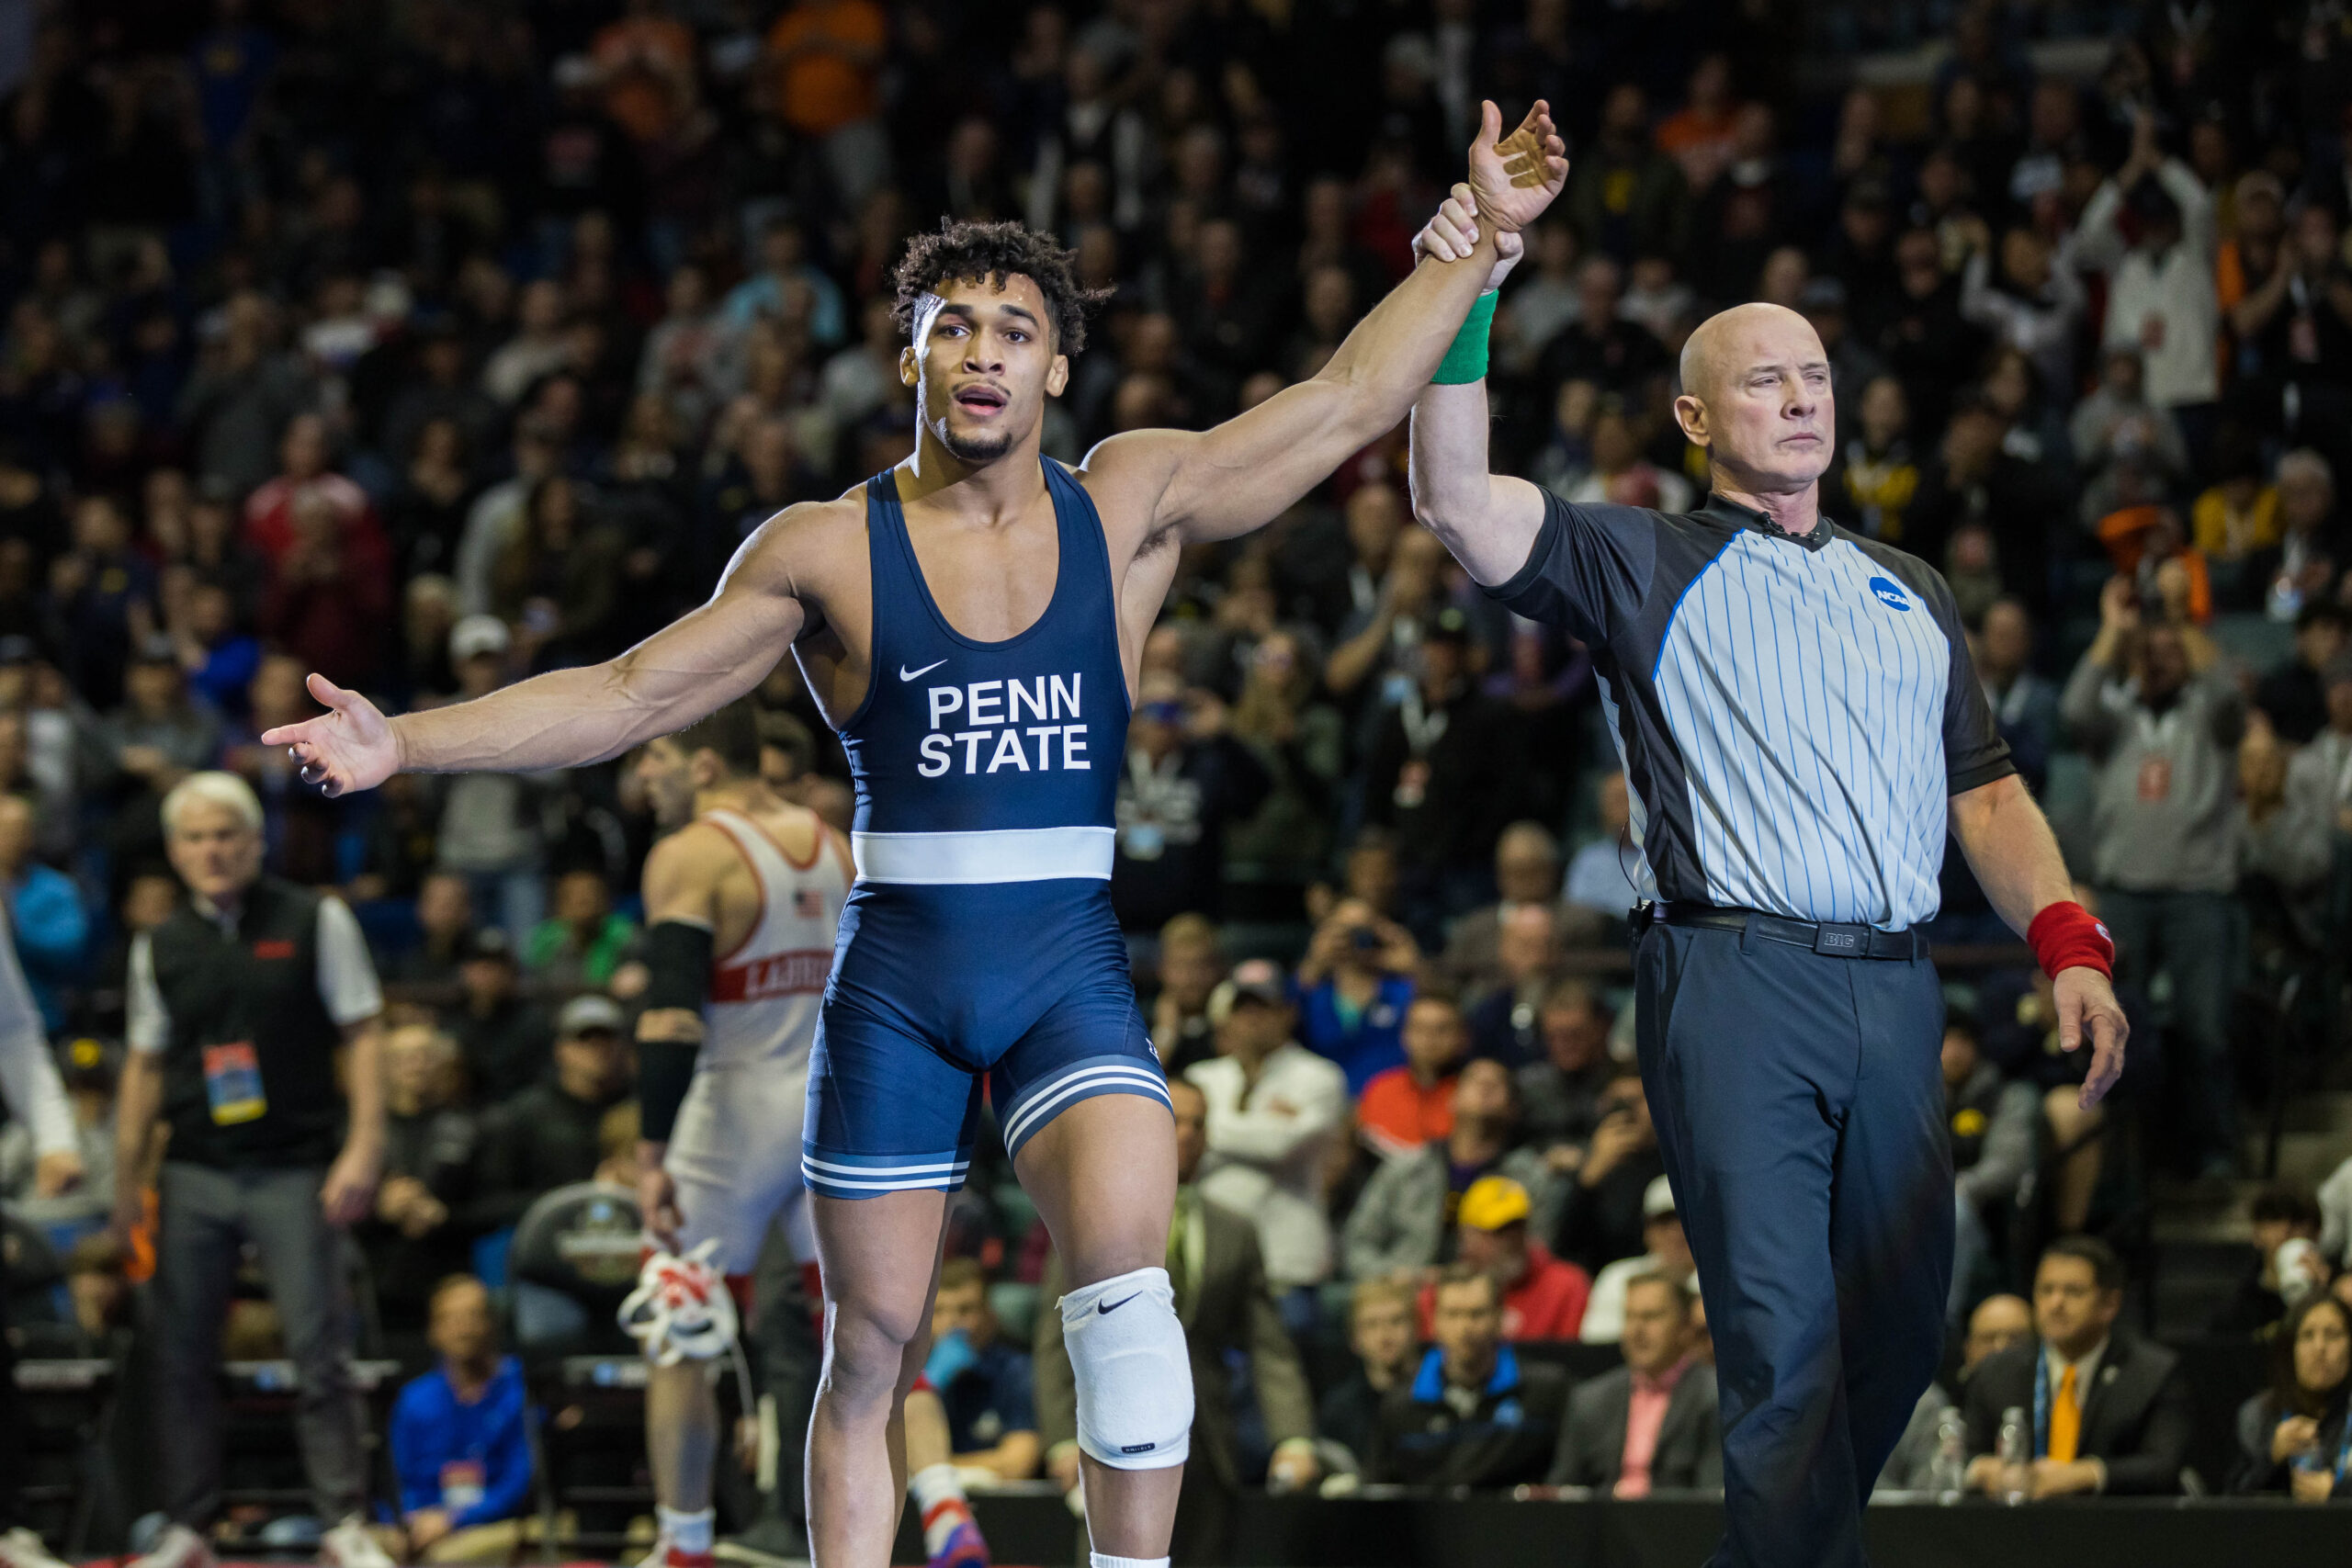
[924, 1258, 1041, 1480]
[179, 581, 263, 720]
[0, 795, 85, 1033]
[390, 1278, 535, 1555]
[1293, 897, 1419, 1092]
[1364, 1267, 1568, 1487]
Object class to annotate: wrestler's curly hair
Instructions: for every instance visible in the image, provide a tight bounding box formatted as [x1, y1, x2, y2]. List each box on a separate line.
[891, 220, 1112, 355]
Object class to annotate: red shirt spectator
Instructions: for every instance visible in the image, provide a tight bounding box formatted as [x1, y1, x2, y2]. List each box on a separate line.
[260, 490, 391, 689]
[243, 412, 387, 569]
[1416, 1176, 1592, 1341]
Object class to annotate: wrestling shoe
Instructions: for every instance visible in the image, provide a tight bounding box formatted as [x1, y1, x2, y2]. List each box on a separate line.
[637, 1533, 718, 1568]
[926, 1516, 990, 1568]
[321, 1516, 397, 1568]
[123, 1524, 217, 1568]
[0, 1528, 73, 1568]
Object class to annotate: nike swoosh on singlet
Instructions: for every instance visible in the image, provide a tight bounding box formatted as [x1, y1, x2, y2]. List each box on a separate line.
[899, 660, 947, 682]
[1098, 1293, 1140, 1314]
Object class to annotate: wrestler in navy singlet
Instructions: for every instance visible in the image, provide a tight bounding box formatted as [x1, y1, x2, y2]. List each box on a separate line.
[799, 458, 1170, 1199]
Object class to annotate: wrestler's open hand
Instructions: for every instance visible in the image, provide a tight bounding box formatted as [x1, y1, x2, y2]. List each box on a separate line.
[1413, 183, 1522, 294]
[1466, 98, 1567, 235]
[2054, 965, 2128, 1109]
[262, 673, 400, 797]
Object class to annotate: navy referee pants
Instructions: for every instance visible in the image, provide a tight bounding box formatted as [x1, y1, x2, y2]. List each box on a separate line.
[1634, 919, 1952, 1568]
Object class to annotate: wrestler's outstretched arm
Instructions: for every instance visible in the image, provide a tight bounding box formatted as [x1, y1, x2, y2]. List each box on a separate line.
[1404, 186, 1552, 586]
[262, 508, 823, 795]
[1085, 102, 1566, 546]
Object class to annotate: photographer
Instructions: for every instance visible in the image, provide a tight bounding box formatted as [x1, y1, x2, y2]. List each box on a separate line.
[1553, 1070, 1668, 1278]
[2060, 574, 2245, 1178]
[1295, 897, 1421, 1094]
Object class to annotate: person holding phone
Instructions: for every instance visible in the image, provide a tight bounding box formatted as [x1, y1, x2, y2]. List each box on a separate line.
[1293, 897, 1421, 1093]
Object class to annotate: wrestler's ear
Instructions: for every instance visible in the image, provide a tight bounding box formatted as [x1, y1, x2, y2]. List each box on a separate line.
[899, 344, 921, 389]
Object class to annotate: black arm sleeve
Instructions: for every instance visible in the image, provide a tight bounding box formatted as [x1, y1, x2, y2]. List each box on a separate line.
[638, 920, 714, 1143]
[640, 919, 714, 1013]
[638, 1040, 699, 1144]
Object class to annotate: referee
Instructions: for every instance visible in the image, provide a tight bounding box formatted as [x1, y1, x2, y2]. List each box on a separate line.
[1408, 196, 2127, 1565]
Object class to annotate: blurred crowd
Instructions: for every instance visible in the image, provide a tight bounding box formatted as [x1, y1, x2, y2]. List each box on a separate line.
[3, 0, 2352, 1544]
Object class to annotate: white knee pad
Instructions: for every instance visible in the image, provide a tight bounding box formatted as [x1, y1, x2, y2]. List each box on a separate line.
[1058, 1265, 1193, 1471]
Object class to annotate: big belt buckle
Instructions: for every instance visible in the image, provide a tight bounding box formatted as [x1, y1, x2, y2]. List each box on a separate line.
[1812, 922, 1870, 958]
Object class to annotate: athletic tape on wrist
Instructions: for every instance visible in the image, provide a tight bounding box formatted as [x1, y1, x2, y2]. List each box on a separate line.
[2027, 900, 2113, 981]
[1431, 290, 1498, 385]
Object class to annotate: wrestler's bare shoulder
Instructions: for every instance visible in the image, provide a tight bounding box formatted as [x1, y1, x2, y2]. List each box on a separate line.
[728, 489, 874, 604]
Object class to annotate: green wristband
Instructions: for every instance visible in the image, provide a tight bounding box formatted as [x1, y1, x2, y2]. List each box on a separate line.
[1431, 289, 1498, 385]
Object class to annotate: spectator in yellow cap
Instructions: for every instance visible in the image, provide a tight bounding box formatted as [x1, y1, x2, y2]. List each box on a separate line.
[1414, 1175, 1590, 1342]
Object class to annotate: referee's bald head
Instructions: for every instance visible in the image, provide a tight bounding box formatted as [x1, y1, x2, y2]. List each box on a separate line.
[1673, 302, 1835, 490]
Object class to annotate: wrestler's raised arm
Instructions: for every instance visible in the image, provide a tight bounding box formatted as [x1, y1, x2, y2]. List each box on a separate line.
[1083, 101, 1565, 547]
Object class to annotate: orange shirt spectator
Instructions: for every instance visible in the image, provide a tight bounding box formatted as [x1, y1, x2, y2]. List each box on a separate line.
[766, 0, 887, 137]
[593, 1, 698, 145]
[1359, 1063, 1456, 1160]
[1358, 993, 1471, 1159]
[1657, 53, 1740, 189]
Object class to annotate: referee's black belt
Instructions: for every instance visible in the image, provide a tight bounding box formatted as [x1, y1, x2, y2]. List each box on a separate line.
[1642, 902, 1928, 961]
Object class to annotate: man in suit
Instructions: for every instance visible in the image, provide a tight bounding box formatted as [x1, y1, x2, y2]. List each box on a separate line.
[1036, 1077, 1318, 1562]
[1550, 1273, 1722, 1494]
[1962, 1237, 2193, 1496]
[1364, 1263, 1570, 1487]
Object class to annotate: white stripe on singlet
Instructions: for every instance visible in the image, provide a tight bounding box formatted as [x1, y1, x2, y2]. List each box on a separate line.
[850, 825, 1115, 885]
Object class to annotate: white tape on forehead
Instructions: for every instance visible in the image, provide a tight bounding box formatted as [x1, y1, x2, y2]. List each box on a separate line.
[910, 291, 947, 350]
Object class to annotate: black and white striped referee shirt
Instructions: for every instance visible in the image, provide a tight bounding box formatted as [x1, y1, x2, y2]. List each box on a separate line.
[1489, 491, 2017, 930]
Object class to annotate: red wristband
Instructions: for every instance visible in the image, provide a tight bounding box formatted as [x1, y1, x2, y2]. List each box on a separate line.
[2027, 900, 2114, 980]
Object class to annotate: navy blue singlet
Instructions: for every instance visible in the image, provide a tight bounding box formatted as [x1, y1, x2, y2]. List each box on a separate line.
[799, 458, 1170, 1198]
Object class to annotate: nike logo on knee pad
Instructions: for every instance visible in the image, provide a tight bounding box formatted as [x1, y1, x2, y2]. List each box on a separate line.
[1098, 1293, 1140, 1314]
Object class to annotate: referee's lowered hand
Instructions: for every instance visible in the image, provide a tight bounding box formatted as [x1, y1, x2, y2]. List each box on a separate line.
[2052, 966, 2129, 1109]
